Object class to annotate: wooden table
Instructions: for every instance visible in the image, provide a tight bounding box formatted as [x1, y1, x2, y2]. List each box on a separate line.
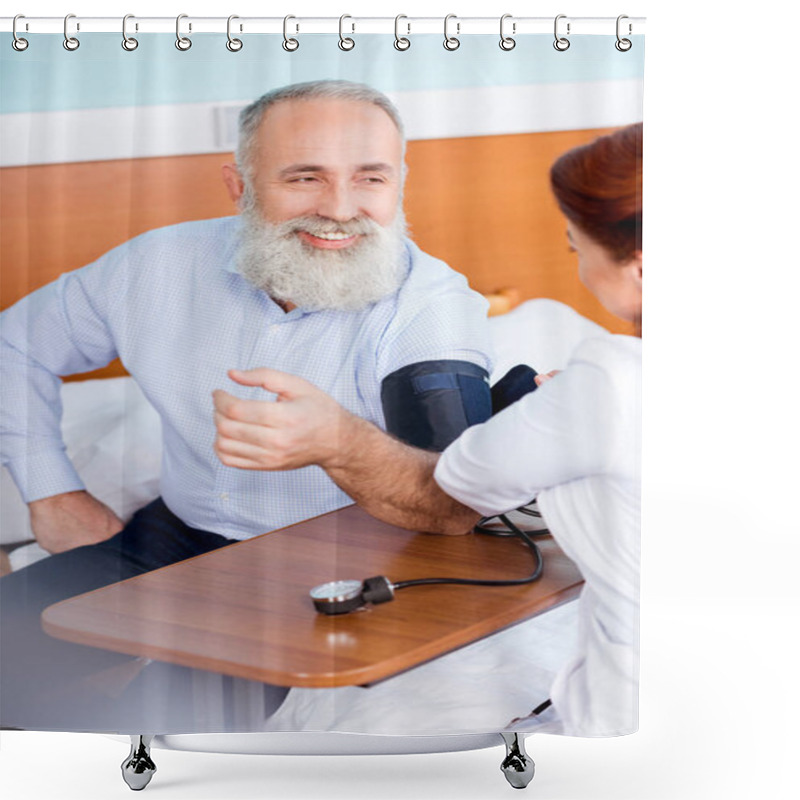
[42, 505, 583, 688]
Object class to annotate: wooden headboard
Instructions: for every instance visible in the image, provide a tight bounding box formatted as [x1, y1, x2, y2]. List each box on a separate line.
[0, 127, 634, 380]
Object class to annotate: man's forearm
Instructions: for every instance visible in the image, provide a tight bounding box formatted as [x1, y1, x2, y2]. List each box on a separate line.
[327, 414, 480, 536]
[213, 367, 481, 534]
[1, 278, 108, 502]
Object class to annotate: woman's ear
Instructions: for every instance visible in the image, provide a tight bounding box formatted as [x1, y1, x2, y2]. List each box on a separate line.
[629, 250, 643, 289]
[221, 163, 245, 206]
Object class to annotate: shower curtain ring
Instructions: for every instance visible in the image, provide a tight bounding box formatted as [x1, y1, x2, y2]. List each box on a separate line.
[615, 15, 632, 51]
[443, 14, 460, 51]
[394, 15, 410, 51]
[63, 13, 80, 51]
[12, 14, 28, 51]
[553, 14, 570, 51]
[338, 15, 355, 51]
[226, 15, 243, 51]
[175, 14, 192, 50]
[499, 14, 516, 51]
[282, 15, 299, 51]
[122, 14, 139, 51]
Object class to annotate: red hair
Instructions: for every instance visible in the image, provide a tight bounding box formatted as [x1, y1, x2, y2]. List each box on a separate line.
[550, 123, 642, 262]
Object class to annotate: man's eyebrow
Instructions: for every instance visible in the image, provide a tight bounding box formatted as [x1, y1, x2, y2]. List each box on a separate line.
[278, 164, 325, 178]
[358, 162, 395, 174]
[278, 162, 397, 178]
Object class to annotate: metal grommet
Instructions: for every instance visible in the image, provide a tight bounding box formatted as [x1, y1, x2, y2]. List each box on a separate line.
[175, 13, 192, 51]
[282, 15, 299, 52]
[63, 13, 80, 51]
[226, 15, 243, 51]
[499, 14, 516, 51]
[394, 14, 410, 51]
[12, 14, 29, 51]
[553, 14, 570, 52]
[443, 14, 460, 51]
[338, 14, 355, 51]
[122, 14, 138, 51]
[615, 15, 632, 51]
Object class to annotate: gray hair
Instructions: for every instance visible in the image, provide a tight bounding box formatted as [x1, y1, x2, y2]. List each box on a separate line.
[236, 80, 406, 182]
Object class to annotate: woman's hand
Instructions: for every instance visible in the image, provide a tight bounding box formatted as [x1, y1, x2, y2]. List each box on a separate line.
[534, 369, 560, 387]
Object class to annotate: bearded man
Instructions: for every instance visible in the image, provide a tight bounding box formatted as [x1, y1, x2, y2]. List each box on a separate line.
[0, 81, 493, 732]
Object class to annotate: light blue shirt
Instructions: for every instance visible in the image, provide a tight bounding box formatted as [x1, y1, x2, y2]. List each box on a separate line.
[1, 216, 492, 539]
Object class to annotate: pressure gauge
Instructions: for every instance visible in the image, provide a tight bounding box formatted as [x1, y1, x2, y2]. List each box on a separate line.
[310, 576, 396, 615]
[310, 580, 365, 615]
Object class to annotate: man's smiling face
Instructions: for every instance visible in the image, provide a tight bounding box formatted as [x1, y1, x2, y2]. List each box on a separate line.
[230, 97, 409, 312]
[249, 96, 404, 243]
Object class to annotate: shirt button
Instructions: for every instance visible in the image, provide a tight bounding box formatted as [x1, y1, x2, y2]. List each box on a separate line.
[220, 492, 229, 500]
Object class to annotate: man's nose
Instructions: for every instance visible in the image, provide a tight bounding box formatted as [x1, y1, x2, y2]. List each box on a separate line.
[314, 181, 359, 222]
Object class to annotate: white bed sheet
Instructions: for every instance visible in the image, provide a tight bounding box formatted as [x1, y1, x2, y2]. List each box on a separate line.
[257, 599, 578, 735]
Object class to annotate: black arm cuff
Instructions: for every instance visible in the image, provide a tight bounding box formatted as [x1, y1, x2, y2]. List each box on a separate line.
[381, 360, 491, 452]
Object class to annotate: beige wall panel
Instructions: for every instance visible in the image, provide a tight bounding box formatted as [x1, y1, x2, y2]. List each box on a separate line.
[405, 128, 635, 336]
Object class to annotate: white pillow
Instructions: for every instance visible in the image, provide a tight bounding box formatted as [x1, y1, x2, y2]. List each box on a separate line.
[0, 377, 162, 546]
[488, 298, 608, 382]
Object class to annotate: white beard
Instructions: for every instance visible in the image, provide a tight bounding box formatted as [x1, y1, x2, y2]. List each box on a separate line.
[236, 192, 408, 312]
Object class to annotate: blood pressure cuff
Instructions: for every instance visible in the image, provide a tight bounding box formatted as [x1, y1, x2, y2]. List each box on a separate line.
[380, 360, 491, 451]
[490, 364, 539, 415]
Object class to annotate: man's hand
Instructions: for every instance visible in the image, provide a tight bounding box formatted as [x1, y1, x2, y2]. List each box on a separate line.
[213, 368, 353, 472]
[214, 368, 478, 535]
[29, 490, 124, 554]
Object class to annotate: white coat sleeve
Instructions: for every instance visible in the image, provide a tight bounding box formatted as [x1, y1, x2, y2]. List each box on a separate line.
[434, 339, 620, 517]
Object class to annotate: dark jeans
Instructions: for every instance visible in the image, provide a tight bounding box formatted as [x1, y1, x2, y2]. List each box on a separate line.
[0, 498, 288, 733]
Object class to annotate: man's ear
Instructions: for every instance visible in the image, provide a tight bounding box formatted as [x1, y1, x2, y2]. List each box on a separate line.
[221, 163, 245, 206]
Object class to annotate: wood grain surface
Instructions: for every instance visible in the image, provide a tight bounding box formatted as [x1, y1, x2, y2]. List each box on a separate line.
[42, 505, 583, 687]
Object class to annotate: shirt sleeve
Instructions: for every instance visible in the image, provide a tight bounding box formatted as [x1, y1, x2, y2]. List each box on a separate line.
[434, 338, 623, 517]
[0, 251, 124, 502]
[374, 245, 494, 382]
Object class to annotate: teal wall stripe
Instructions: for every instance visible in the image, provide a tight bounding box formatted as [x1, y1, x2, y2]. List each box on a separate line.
[1, 33, 644, 115]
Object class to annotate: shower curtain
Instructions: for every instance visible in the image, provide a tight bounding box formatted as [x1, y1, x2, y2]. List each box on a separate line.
[0, 20, 644, 741]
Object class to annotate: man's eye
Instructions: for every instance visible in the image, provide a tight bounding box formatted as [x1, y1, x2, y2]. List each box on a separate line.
[290, 176, 318, 183]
